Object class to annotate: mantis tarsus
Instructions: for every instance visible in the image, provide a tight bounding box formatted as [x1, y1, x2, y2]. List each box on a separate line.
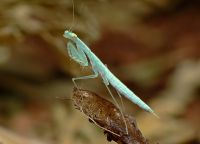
[63, 31, 158, 126]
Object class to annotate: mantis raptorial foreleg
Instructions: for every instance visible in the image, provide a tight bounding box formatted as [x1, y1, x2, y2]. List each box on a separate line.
[67, 41, 88, 66]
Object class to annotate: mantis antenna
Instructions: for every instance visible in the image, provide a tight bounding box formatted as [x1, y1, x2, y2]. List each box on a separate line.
[69, 0, 75, 32]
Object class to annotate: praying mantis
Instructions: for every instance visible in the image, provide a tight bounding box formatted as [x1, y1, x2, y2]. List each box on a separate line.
[63, 30, 158, 118]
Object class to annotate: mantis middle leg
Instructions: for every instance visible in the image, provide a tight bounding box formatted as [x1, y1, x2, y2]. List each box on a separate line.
[72, 72, 98, 87]
[72, 72, 98, 113]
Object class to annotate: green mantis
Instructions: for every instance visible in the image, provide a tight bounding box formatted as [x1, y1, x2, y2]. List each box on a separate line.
[63, 31, 158, 118]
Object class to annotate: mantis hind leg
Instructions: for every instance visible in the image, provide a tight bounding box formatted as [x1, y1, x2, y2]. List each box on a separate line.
[102, 78, 129, 135]
[116, 90, 126, 114]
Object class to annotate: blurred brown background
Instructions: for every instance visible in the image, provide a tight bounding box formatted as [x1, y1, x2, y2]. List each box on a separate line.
[0, 0, 200, 144]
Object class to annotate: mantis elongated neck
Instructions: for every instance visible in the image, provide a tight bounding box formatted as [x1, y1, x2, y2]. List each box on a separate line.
[75, 37, 94, 57]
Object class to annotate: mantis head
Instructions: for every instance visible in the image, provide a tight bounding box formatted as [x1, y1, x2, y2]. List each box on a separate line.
[63, 30, 77, 41]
